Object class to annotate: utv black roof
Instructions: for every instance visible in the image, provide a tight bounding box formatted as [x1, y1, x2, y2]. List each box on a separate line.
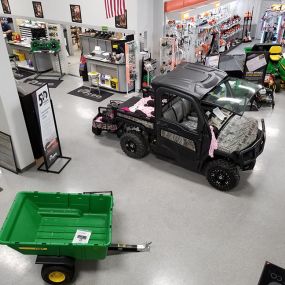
[152, 62, 227, 100]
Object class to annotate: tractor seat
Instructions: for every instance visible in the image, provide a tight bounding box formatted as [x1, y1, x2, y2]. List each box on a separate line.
[269, 46, 282, 62]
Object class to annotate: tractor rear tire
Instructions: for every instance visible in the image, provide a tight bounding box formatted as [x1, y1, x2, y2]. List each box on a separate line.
[275, 78, 281, 93]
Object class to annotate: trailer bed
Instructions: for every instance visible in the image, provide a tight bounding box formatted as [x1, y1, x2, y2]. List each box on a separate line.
[0, 192, 113, 260]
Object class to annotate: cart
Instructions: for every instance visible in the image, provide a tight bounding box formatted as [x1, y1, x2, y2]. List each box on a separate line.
[0, 191, 151, 284]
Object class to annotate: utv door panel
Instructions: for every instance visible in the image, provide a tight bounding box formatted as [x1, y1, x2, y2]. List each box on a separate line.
[155, 88, 210, 170]
[156, 120, 201, 170]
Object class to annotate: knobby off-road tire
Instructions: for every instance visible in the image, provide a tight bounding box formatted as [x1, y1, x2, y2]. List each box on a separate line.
[120, 131, 149, 159]
[206, 159, 240, 191]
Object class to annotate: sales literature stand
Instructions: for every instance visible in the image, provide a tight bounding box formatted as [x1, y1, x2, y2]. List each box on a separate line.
[244, 51, 269, 85]
[0, 131, 17, 174]
[258, 262, 285, 285]
[33, 84, 71, 173]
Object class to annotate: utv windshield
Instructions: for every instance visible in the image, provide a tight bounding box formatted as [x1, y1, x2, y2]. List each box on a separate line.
[202, 78, 262, 115]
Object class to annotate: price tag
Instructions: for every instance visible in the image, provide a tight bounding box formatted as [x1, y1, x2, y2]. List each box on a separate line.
[72, 230, 92, 244]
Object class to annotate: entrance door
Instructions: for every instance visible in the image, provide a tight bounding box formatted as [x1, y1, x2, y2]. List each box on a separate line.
[155, 89, 210, 171]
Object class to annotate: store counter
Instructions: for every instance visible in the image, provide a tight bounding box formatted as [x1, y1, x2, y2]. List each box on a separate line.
[8, 42, 53, 73]
[86, 57, 134, 93]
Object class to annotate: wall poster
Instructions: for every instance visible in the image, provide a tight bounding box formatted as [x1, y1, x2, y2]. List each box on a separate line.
[70, 4, 82, 23]
[32, 1, 44, 18]
[115, 10, 127, 29]
[1, 0, 11, 14]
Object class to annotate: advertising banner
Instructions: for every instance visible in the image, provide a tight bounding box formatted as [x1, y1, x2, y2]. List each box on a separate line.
[34, 84, 60, 168]
[244, 52, 269, 85]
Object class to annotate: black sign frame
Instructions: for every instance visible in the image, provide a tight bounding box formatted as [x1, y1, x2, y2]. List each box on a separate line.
[0, 131, 18, 174]
[244, 51, 270, 85]
[32, 84, 71, 174]
[258, 262, 285, 285]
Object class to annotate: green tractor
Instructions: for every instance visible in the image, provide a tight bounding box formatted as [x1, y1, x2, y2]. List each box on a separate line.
[266, 45, 285, 92]
[245, 44, 285, 92]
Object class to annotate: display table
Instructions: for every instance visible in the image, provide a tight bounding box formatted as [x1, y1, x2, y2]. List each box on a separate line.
[86, 57, 134, 93]
[8, 42, 53, 73]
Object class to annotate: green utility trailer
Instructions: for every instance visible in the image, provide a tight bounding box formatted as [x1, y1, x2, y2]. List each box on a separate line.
[0, 192, 150, 285]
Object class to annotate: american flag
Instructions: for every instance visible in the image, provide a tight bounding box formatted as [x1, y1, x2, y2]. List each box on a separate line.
[104, 0, 126, 19]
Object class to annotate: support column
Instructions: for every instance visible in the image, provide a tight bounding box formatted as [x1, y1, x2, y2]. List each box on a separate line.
[0, 29, 34, 170]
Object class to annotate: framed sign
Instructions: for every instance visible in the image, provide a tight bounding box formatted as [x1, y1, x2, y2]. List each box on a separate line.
[32, 1, 44, 18]
[258, 262, 285, 285]
[244, 51, 269, 85]
[205, 55, 220, 68]
[0, 131, 17, 174]
[33, 84, 60, 168]
[32, 84, 71, 174]
[70, 4, 82, 23]
[115, 10, 127, 29]
[1, 0, 11, 14]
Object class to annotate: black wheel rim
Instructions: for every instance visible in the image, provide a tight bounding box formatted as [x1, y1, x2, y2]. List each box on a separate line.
[209, 168, 231, 188]
[125, 140, 136, 153]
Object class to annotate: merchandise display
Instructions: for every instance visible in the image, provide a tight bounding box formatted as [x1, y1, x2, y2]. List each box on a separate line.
[162, 2, 242, 66]
[93, 63, 266, 191]
[241, 10, 254, 42]
[0, 191, 151, 285]
[160, 37, 179, 74]
[80, 31, 135, 93]
[141, 54, 157, 88]
[245, 43, 285, 93]
[260, 4, 285, 44]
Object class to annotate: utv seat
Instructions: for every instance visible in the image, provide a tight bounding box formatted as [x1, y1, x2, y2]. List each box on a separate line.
[163, 99, 198, 130]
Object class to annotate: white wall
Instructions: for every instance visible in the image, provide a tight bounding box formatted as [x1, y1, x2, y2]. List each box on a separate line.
[0, 0, 138, 32]
[0, 30, 34, 170]
[153, 0, 165, 60]
[0, 97, 9, 134]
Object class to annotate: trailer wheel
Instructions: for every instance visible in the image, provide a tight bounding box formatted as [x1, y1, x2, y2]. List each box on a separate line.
[120, 131, 149, 159]
[206, 159, 240, 191]
[41, 264, 74, 285]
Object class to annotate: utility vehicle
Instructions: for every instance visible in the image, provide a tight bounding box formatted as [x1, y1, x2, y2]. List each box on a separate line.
[93, 63, 266, 191]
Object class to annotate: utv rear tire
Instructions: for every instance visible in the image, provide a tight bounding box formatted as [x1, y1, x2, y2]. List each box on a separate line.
[120, 131, 149, 159]
[206, 159, 240, 191]
[93, 128, 102, 136]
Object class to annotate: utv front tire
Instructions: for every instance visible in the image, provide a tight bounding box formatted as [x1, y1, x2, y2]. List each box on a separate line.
[206, 159, 240, 191]
[120, 131, 149, 159]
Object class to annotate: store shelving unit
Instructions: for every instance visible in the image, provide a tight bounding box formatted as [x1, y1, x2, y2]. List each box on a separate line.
[163, 5, 242, 66]
[81, 32, 135, 93]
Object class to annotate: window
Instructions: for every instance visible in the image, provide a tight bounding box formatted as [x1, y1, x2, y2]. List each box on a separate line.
[162, 97, 198, 131]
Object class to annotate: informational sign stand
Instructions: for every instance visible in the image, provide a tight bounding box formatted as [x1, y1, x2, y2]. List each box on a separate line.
[258, 262, 285, 285]
[33, 84, 71, 174]
[244, 51, 269, 85]
[0, 131, 18, 174]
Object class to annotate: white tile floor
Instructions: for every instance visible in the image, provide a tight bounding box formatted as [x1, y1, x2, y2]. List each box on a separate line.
[1, 72, 285, 284]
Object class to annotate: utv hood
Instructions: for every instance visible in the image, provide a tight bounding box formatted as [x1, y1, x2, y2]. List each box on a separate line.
[217, 115, 259, 154]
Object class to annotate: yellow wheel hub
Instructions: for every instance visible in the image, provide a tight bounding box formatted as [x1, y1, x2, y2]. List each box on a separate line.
[49, 271, 66, 283]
